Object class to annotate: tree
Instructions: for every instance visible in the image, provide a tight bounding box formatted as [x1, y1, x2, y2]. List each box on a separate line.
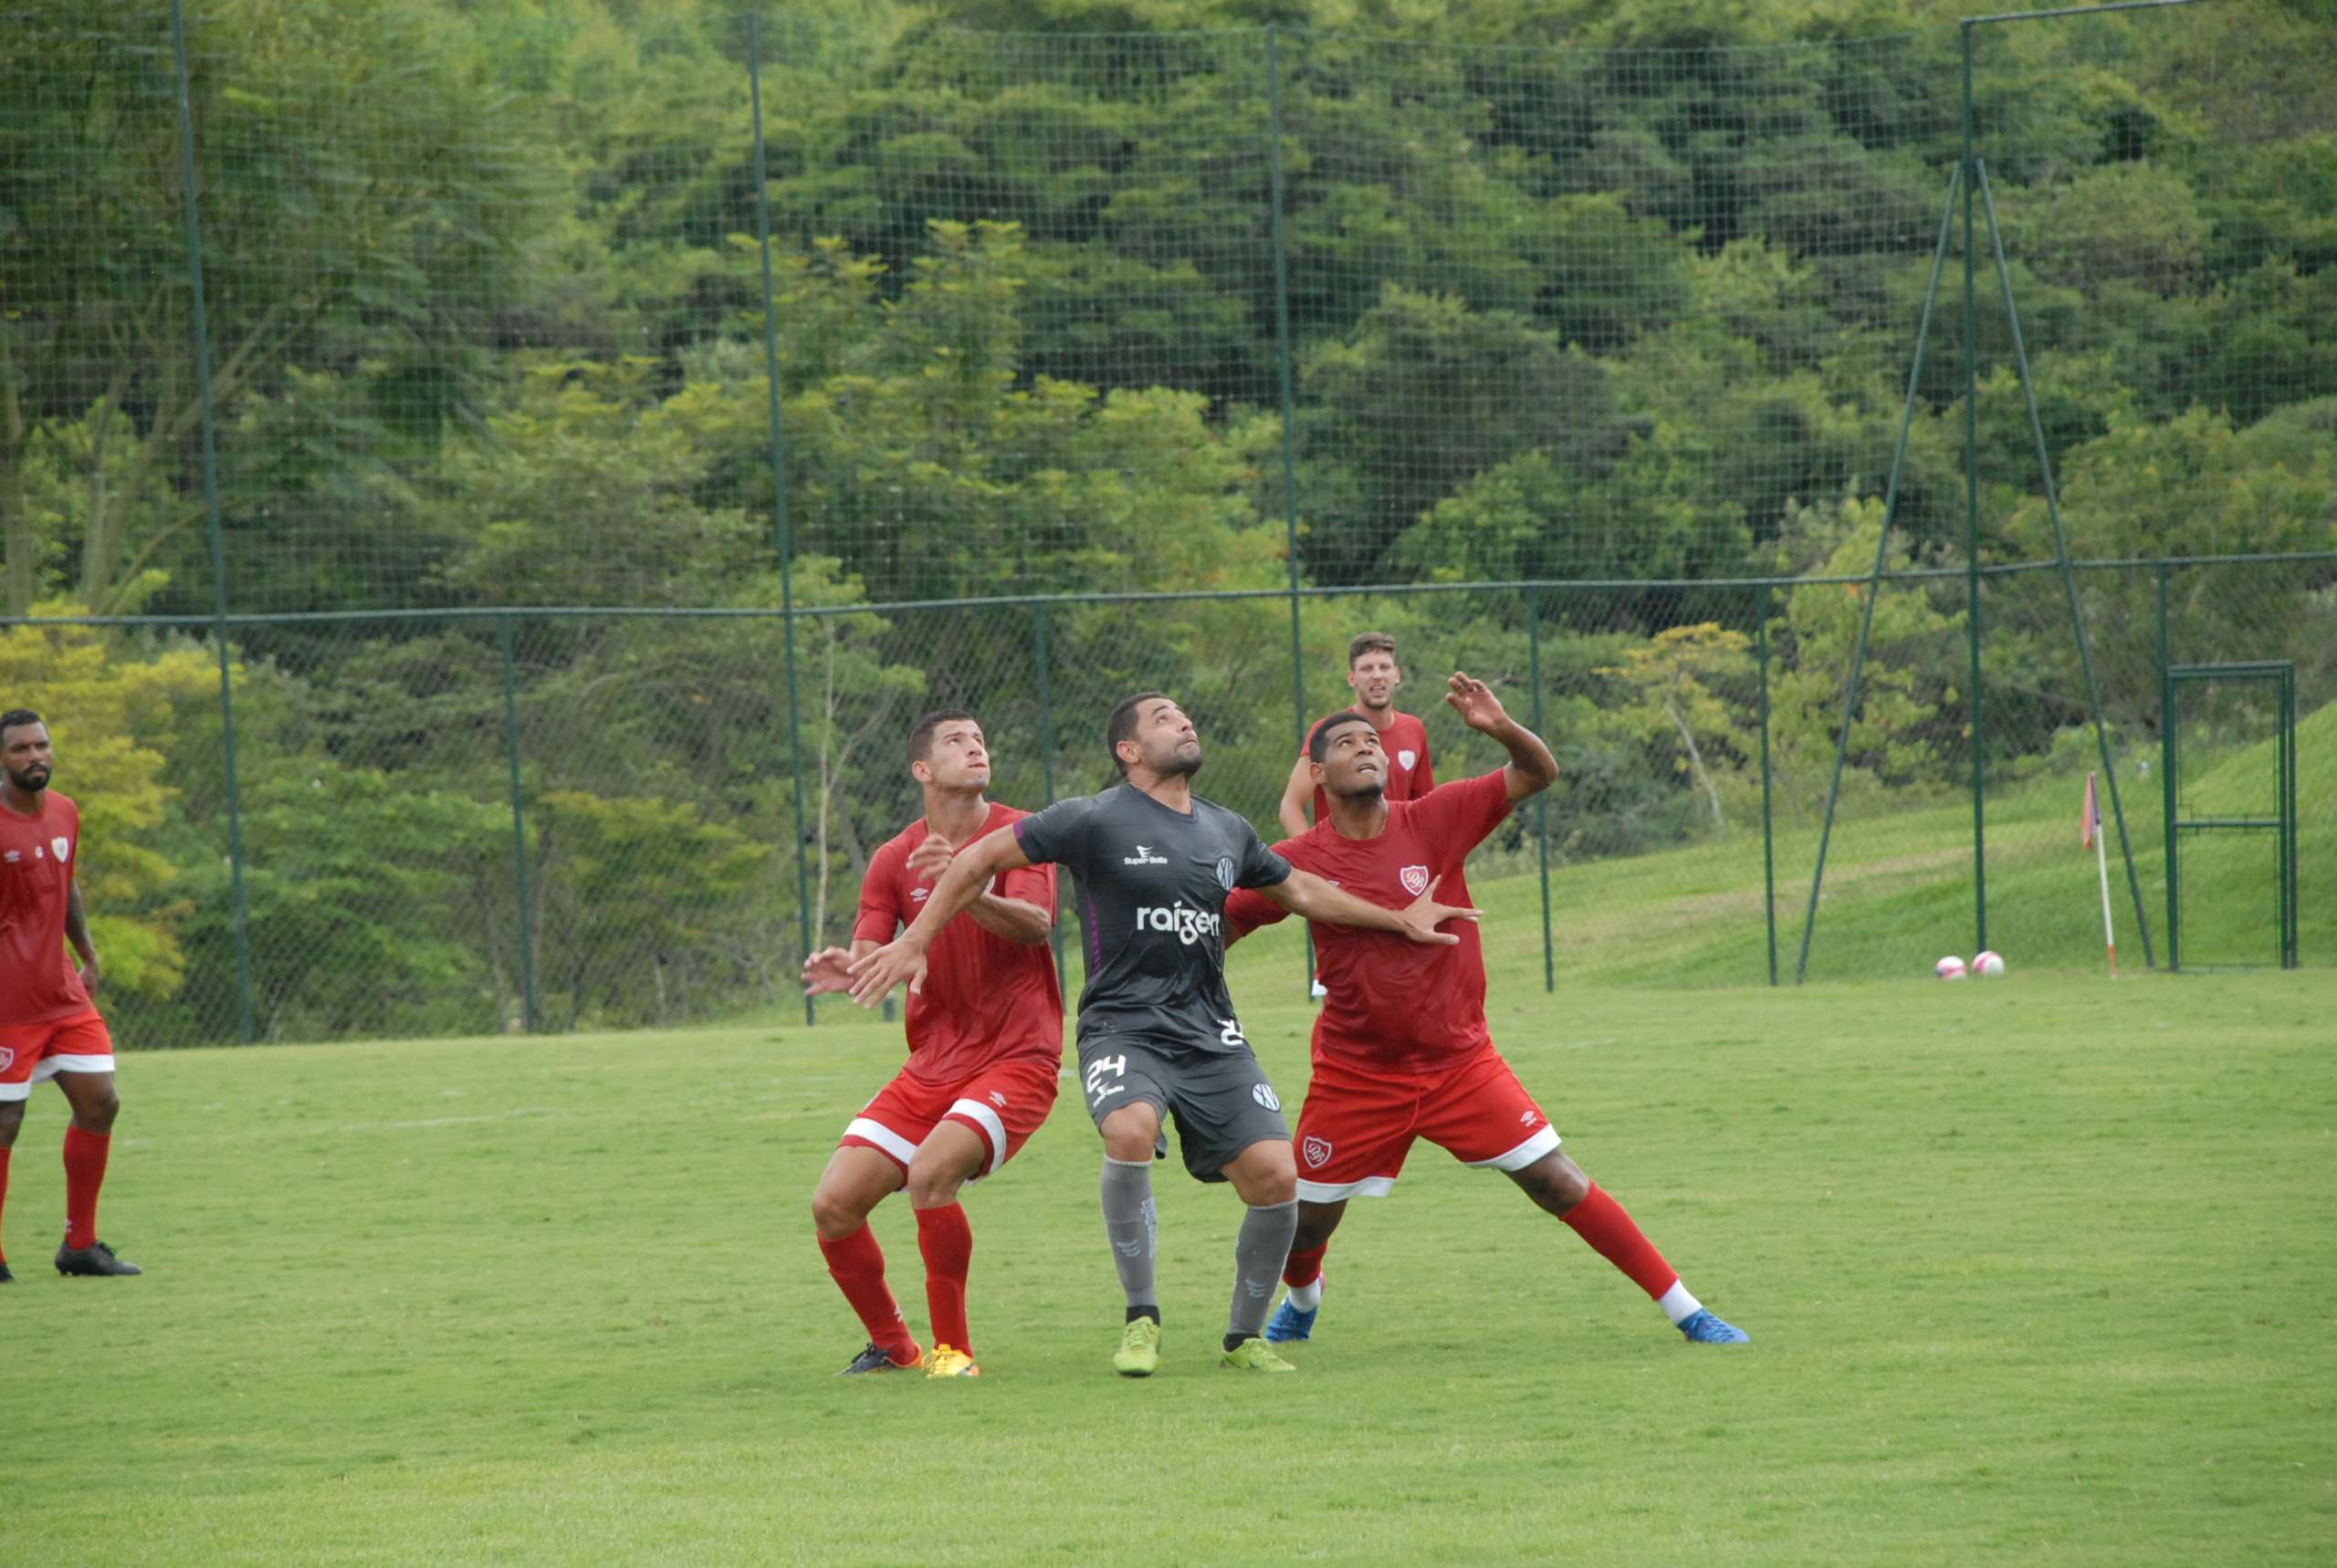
[1598, 623, 1756, 832]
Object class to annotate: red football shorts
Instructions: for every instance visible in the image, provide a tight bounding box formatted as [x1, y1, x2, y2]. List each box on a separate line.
[1292, 1044, 1560, 1202]
[0, 1011, 114, 1103]
[838, 1054, 1061, 1180]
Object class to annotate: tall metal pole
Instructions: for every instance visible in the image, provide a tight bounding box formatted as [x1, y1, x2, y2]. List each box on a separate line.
[1033, 602, 1066, 998]
[2158, 563, 2178, 970]
[1755, 583, 1778, 988]
[1527, 589, 1554, 994]
[498, 613, 540, 1033]
[170, 0, 254, 1044]
[749, 16, 817, 1028]
[1265, 25, 1313, 997]
[1961, 21, 1988, 959]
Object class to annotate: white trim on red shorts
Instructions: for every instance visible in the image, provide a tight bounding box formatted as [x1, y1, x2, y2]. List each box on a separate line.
[31, 1054, 113, 1083]
[842, 1116, 918, 1168]
[1294, 1175, 1398, 1203]
[1462, 1124, 1561, 1172]
[947, 1097, 1010, 1177]
[0, 1081, 28, 1103]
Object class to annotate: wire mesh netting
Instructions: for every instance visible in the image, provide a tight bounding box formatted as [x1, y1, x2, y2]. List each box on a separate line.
[2, 3, 2332, 1043]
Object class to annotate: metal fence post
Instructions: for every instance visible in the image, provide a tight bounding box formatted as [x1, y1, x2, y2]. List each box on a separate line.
[2158, 562, 2177, 969]
[170, 0, 254, 1044]
[498, 612, 540, 1033]
[1960, 20, 1987, 958]
[1033, 601, 1066, 998]
[749, 16, 817, 1028]
[1265, 24, 1313, 996]
[1755, 582, 1778, 987]
[1527, 588, 1554, 993]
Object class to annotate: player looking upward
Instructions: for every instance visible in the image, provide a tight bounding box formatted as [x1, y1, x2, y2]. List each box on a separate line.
[1277, 632, 1434, 839]
[848, 692, 1477, 1376]
[1225, 677, 1748, 1347]
[801, 710, 1062, 1379]
[0, 709, 141, 1281]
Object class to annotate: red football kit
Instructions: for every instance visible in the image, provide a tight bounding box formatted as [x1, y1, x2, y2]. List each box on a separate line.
[1227, 770, 1557, 1200]
[0, 790, 113, 1103]
[1303, 709, 1432, 826]
[837, 802, 1064, 1178]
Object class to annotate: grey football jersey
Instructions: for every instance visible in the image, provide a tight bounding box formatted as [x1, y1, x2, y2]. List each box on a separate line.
[1011, 782, 1291, 1051]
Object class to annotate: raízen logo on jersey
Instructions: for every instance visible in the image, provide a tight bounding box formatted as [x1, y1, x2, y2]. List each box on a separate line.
[1121, 843, 1169, 866]
[1136, 902, 1221, 946]
[1399, 863, 1431, 897]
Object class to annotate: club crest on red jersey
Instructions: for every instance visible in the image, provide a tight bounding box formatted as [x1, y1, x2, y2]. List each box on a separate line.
[0, 1047, 13, 1072]
[1397, 749, 1417, 772]
[1399, 863, 1430, 897]
[51, 836, 69, 862]
[1301, 1135, 1333, 1169]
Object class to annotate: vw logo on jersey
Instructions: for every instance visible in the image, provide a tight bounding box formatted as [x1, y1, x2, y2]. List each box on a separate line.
[1213, 855, 1235, 891]
[1301, 1134, 1333, 1168]
[1397, 748, 1418, 772]
[1399, 863, 1430, 897]
[1251, 1082, 1281, 1112]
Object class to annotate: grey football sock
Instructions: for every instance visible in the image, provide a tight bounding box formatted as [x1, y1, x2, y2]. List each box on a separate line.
[1228, 1199, 1298, 1343]
[1100, 1155, 1158, 1312]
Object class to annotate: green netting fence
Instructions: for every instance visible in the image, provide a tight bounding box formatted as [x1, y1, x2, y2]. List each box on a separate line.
[2, 1, 2332, 1042]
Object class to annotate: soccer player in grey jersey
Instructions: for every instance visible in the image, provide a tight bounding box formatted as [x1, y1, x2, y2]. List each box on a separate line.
[850, 691, 1476, 1375]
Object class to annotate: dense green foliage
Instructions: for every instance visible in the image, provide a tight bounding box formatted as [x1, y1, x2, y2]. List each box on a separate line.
[0, 0, 2331, 1040]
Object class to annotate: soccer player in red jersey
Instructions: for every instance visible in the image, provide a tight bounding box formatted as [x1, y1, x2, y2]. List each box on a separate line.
[1276, 632, 1435, 839]
[0, 710, 141, 1281]
[1226, 676, 1748, 1346]
[800, 709, 1063, 1378]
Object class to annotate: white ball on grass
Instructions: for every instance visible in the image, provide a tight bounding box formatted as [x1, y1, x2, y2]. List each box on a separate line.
[1972, 950, 2006, 977]
[1935, 955, 1967, 979]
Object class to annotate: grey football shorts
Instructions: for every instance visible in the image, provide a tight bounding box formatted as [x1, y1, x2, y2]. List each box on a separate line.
[1074, 1032, 1290, 1183]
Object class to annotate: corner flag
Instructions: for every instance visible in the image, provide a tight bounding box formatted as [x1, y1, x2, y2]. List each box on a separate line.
[2083, 771, 2115, 976]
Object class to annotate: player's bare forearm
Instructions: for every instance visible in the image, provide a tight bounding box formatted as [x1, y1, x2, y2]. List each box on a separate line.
[65, 882, 97, 967]
[963, 894, 1053, 946]
[1445, 671, 1556, 800]
[1277, 757, 1314, 839]
[847, 826, 1034, 1004]
[1260, 868, 1477, 946]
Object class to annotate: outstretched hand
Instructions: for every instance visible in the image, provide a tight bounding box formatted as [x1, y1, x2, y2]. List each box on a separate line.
[844, 936, 928, 1008]
[802, 946, 857, 998]
[1444, 671, 1514, 734]
[1397, 872, 1481, 946]
[904, 832, 956, 882]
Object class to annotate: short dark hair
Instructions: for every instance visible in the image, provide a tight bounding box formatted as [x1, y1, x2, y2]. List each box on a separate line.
[0, 708, 41, 740]
[1106, 690, 1168, 777]
[907, 707, 979, 765]
[1347, 632, 1398, 667]
[1308, 711, 1374, 763]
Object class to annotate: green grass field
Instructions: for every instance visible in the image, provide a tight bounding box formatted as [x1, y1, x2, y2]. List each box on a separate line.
[10, 953, 2336, 1563]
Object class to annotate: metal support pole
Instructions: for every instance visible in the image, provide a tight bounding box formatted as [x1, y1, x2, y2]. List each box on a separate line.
[1796, 165, 1961, 983]
[1976, 161, 2153, 967]
[1755, 583, 1778, 987]
[2159, 564, 2178, 970]
[1527, 588, 1554, 994]
[498, 613, 540, 1033]
[170, 0, 254, 1044]
[1266, 25, 1312, 997]
[749, 16, 817, 1028]
[1033, 602, 1066, 998]
[1961, 21, 1987, 958]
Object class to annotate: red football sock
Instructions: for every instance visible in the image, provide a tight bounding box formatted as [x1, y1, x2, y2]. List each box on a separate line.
[915, 1202, 974, 1355]
[0, 1145, 12, 1262]
[62, 1127, 110, 1251]
[817, 1222, 917, 1364]
[1283, 1242, 1326, 1291]
[1559, 1183, 1678, 1301]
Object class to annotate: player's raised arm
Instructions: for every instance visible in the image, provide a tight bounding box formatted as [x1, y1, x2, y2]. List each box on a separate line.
[847, 824, 1036, 1006]
[1445, 671, 1556, 802]
[905, 830, 1053, 946]
[1258, 867, 1477, 946]
[1276, 754, 1315, 839]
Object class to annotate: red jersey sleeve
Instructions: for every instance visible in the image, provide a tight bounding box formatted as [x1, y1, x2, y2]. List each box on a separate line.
[850, 841, 906, 945]
[1415, 725, 1436, 789]
[995, 857, 1056, 915]
[1408, 769, 1512, 862]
